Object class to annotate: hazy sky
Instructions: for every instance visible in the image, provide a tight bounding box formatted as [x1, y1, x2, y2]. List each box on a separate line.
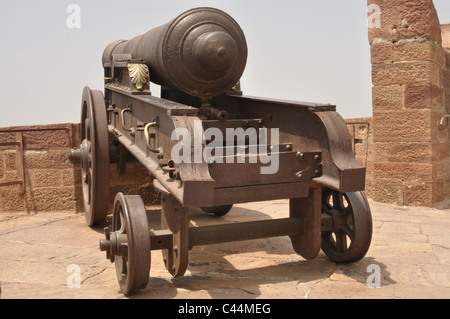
[0, 0, 449, 127]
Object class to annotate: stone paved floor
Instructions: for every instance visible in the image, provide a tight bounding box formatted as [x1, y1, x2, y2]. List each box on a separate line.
[0, 198, 449, 299]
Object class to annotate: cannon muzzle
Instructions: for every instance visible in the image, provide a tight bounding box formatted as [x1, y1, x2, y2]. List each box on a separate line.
[102, 7, 248, 99]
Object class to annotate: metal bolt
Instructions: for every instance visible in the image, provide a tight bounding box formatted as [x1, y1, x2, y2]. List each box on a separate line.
[104, 227, 110, 240]
[296, 172, 303, 179]
[296, 152, 304, 159]
[314, 155, 320, 161]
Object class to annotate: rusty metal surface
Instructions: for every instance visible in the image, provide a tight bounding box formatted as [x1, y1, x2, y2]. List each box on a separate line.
[321, 188, 372, 263]
[103, 7, 247, 99]
[72, 7, 372, 296]
[80, 87, 110, 226]
[106, 193, 151, 296]
[161, 194, 189, 278]
[290, 187, 322, 260]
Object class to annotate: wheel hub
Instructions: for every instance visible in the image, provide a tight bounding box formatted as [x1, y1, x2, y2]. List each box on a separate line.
[325, 208, 345, 232]
[99, 227, 128, 262]
[80, 139, 89, 173]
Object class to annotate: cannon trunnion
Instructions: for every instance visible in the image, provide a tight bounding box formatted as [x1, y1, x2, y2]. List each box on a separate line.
[70, 7, 372, 296]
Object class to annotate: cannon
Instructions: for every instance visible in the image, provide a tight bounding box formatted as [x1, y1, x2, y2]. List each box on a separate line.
[69, 7, 372, 296]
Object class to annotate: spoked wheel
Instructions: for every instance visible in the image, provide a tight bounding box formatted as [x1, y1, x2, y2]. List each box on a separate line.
[100, 193, 151, 296]
[321, 188, 372, 263]
[201, 205, 233, 217]
[80, 87, 110, 226]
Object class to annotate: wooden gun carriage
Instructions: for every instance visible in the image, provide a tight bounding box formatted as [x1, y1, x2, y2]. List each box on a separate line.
[69, 7, 372, 295]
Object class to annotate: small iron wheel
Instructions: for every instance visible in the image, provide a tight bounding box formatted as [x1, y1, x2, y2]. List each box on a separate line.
[80, 87, 110, 226]
[111, 193, 150, 296]
[201, 205, 233, 217]
[321, 188, 372, 263]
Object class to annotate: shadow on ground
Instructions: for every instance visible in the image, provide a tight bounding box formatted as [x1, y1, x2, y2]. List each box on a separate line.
[87, 204, 395, 299]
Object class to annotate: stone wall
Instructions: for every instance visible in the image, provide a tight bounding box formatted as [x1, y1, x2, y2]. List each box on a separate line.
[443, 25, 450, 203]
[0, 124, 158, 213]
[368, 0, 449, 207]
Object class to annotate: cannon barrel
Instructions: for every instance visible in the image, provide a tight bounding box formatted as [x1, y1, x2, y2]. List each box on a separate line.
[102, 7, 248, 99]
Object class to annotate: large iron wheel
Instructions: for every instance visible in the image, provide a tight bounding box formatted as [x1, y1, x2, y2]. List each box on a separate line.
[201, 205, 233, 217]
[112, 193, 151, 296]
[80, 87, 110, 226]
[321, 188, 372, 263]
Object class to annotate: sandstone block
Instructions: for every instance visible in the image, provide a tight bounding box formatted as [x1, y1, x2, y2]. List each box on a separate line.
[432, 178, 446, 204]
[4, 151, 17, 171]
[436, 164, 449, 188]
[0, 153, 3, 179]
[445, 91, 450, 113]
[0, 188, 26, 211]
[370, 40, 394, 64]
[31, 169, 63, 188]
[372, 85, 404, 110]
[432, 143, 449, 162]
[387, 142, 432, 163]
[23, 129, 72, 150]
[24, 150, 71, 169]
[372, 61, 441, 86]
[442, 24, 450, 50]
[0, 171, 21, 184]
[370, 177, 404, 205]
[74, 184, 84, 213]
[372, 142, 391, 162]
[373, 162, 434, 183]
[0, 133, 15, 150]
[367, 0, 442, 44]
[394, 39, 445, 65]
[62, 168, 81, 186]
[404, 84, 443, 109]
[403, 183, 433, 207]
[373, 109, 432, 142]
[25, 187, 77, 212]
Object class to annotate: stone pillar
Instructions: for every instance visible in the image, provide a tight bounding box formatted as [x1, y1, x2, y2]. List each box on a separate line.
[442, 24, 450, 49]
[442, 24, 450, 201]
[368, 0, 449, 206]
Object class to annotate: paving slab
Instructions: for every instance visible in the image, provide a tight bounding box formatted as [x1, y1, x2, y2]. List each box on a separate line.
[0, 198, 449, 299]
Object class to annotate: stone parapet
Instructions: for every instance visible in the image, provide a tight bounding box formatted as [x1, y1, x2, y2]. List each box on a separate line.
[0, 123, 158, 213]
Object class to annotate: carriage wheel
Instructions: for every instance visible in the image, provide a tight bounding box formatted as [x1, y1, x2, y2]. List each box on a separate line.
[111, 193, 151, 296]
[321, 188, 372, 263]
[80, 87, 110, 226]
[201, 205, 233, 217]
